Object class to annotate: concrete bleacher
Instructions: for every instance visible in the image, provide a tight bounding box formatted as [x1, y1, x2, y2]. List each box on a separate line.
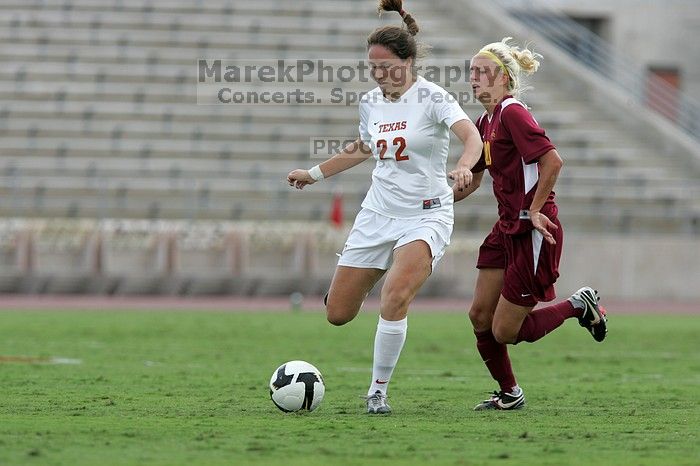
[1, 0, 700, 298]
[1, 0, 698, 236]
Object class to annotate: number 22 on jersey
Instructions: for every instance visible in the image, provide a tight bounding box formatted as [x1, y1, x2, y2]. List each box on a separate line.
[377, 137, 409, 161]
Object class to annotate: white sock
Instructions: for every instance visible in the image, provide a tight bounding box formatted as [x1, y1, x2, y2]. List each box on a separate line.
[368, 316, 407, 397]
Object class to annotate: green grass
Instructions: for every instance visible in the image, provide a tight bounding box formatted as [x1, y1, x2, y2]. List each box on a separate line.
[0, 310, 699, 466]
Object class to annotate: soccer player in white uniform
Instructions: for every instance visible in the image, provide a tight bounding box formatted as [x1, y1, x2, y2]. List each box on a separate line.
[287, 0, 482, 414]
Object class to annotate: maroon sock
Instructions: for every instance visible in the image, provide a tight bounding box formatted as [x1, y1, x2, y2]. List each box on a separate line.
[475, 329, 517, 392]
[515, 301, 580, 344]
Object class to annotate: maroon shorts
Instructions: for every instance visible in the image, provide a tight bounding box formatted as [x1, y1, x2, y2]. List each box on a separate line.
[476, 219, 563, 307]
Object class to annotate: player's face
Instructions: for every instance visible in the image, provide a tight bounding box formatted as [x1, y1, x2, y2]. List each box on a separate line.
[368, 45, 412, 93]
[470, 56, 508, 105]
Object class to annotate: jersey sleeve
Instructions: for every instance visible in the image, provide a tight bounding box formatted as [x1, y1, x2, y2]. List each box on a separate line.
[430, 90, 470, 128]
[501, 104, 555, 164]
[358, 101, 371, 144]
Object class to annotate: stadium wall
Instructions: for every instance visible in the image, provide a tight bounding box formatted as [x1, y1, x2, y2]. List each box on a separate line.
[1, 220, 698, 300]
[502, 0, 700, 101]
[456, 0, 700, 171]
[438, 234, 700, 301]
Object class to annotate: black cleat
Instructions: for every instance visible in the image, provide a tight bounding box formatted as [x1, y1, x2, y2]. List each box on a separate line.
[474, 388, 525, 410]
[572, 287, 608, 342]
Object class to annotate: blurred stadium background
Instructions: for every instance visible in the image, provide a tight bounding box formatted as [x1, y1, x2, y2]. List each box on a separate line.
[1, 0, 699, 302]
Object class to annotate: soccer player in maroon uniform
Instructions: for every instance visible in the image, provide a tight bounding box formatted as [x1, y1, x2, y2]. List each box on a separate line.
[454, 38, 608, 410]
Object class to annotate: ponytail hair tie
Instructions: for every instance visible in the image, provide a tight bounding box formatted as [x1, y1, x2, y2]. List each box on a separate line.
[399, 9, 406, 17]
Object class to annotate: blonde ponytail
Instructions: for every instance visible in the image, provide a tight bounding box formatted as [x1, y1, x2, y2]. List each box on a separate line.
[477, 37, 543, 96]
[508, 40, 540, 75]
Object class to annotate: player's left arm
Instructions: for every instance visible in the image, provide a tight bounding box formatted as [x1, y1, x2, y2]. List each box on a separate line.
[528, 149, 563, 245]
[448, 119, 483, 192]
[502, 105, 560, 244]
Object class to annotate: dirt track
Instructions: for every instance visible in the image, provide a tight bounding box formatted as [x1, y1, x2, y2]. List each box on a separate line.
[0, 294, 697, 314]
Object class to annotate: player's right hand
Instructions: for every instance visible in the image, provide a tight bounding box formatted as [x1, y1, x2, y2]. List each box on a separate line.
[287, 169, 316, 190]
[530, 210, 558, 245]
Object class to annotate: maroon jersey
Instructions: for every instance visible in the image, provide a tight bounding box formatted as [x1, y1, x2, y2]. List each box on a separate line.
[473, 96, 557, 234]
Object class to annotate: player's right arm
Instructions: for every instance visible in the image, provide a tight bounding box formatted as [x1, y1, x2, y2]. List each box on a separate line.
[453, 170, 484, 202]
[287, 138, 373, 190]
[453, 119, 487, 203]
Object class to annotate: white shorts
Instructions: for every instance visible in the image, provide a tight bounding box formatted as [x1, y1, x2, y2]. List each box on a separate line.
[337, 208, 453, 272]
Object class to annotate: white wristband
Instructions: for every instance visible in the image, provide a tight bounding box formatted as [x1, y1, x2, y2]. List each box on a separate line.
[308, 164, 325, 181]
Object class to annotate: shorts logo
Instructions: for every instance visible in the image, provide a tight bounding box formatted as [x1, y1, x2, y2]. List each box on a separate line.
[422, 198, 441, 210]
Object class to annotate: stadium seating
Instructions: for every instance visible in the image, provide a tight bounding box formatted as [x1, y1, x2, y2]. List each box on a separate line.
[0, 0, 698, 296]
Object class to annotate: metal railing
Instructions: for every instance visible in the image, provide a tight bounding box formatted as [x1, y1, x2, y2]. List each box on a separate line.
[492, 0, 699, 140]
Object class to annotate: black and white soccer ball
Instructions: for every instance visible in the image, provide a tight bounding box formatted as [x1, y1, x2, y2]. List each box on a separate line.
[269, 361, 325, 412]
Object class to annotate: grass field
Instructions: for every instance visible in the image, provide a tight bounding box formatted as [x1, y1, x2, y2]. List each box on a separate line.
[1, 309, 699, 466]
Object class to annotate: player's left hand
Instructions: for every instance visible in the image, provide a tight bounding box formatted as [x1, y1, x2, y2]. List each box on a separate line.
[530, 210, 558, 245]
[448, 167, 473, 192]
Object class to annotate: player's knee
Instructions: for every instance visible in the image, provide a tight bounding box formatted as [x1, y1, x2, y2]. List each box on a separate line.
[326, 315, 350, 326]
[492, 325, 517, 345]
[468, 304, 493, 332]
[381, 285, 412, 316]
[326, 311, 351, 326]
[325, 301, 354, 326]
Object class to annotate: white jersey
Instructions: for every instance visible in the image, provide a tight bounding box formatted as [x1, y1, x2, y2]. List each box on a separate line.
[358, 75, 469, 221]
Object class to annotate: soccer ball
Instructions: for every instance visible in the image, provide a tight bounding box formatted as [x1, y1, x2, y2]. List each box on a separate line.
[269, 360, 325, 412]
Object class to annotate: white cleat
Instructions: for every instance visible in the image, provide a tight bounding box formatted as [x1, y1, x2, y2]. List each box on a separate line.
[365, 390, 391, 414]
